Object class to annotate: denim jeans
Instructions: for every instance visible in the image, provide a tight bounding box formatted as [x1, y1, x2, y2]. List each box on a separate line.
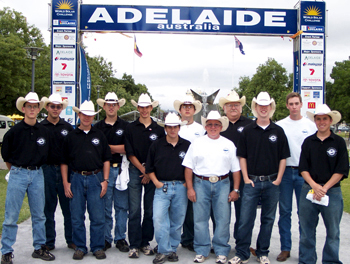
[278, 167, 304, 251]
[153, 181, 187, 255]
[193, 176, 231, 257]
[70, 171, 105, 254]
[299, 184, 343, 264]
[235, 180, 280, 260]
[42, 164, 72, 247]
[104, 166, 129, 243]
[128, 164, 155, 249]
[231, 172, 245, 241]
[1, 166, 46, 254]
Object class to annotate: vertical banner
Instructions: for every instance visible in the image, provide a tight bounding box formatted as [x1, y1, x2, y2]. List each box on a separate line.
[79, 46, 91, 105]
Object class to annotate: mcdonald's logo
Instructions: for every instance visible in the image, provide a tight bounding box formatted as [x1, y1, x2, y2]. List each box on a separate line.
[308, 102, 316, 109]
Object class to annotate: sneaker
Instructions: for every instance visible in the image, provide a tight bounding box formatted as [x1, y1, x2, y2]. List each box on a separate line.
[167, 252, 179, 262]
[128, 248, 139, 258]
[228, 256, 248, 264]
[140, 245, 155, 256]
[257, 256, 270, 264]
[73, 250, 86, 260]
[32, 246, 55, 261]
[1, 253, 13, 264]
[194, 255, 208, 263]
[93, 250, 106, 260]
[103, 240, 111, 251]
[216, 255, 227, 264]
[115, 239, 129, 252]
[67, 243, 77, 250]
[153, 253, 167, 264]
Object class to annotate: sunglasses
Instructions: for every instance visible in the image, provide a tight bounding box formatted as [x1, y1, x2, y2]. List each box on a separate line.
[49, 104, 63, 110]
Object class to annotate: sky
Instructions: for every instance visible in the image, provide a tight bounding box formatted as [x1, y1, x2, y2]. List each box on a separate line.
[1, 0, 349, 111]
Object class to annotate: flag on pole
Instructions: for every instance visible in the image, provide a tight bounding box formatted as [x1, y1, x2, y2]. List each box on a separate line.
[134, 36, 143, 57]
[234, 36, 245, 55]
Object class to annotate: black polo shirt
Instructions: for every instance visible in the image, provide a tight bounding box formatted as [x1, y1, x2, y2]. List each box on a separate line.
[221, 115, 253, 146]
[41, 117, 74, 165]
[94, 117, 128, 164]
[237, 120, 290, 176]
[125, 118, 165, 164]
[299, 131, 349, 187]
[146, 136, 191, 181]
[1, 120, 50, 167]
[62, 126, 111, 171]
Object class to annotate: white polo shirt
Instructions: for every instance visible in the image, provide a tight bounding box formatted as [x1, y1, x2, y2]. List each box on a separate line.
[178, 121, 205, 143]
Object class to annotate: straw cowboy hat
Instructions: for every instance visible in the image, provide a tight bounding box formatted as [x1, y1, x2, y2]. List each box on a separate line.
[201, 110, 229, 132]
[173, 95, 202, 115]
[131, 93, 159, 108]
[251, 92, 276, 118]
[73, 100, 101, 116]
[16, 92, 44, 113]
[97, 92, 126, 108]
[41, 93, 69, 109]
[306, 104, 341, 125]
[219, 91, 246, 108]
[164, 112, 188, 126]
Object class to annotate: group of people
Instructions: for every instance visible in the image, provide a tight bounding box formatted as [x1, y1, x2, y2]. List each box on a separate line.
[1, 89, 348, 264]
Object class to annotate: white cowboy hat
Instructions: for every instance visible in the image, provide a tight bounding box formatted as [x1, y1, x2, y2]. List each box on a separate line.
[201, 110, 229, 132]
[73, 100, 101, 116]
[164, 112, 188, 126]
[219, 91, 246, 108]
[306, 104, 341, 125]
[251, 92, 276, 118]
[16, 92, 44, 113]
[96, 92, 126, 108]
[41, 93, 69, 109]
[173, 95, 202, 115]
[131, 93, 159, 108]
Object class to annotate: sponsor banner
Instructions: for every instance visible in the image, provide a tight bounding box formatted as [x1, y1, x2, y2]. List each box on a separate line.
[300, 1, 325, 27]
[80, 5, 297, 35]
[79, 46, 91, 105]
[52, 0, 78, 25]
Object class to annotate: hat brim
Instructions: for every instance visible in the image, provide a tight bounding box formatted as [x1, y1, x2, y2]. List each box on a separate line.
[306, 110, 341, 125]
[163, 120, 188, 127]
[97, 98, 126, 108]
[73, 107, 101, 116]
[201, 116, 229, 132]
[173, 100, 202, 115]
[16, 97, 44, 113]
[131, 99, 159, 108]
[251, 98, 276, 118]
[42, 96, 69, 110]
[219, 96, 246, 108]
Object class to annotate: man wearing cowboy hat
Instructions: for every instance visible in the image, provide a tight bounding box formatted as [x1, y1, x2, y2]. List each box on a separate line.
[183, 110, 241, 264]
[298, 104, 348, 264]
[61, 100, 112, 260]
[146, 113, 191, 264]
[229, 92, 290, 264]
[125, 93, 165, 258]
[40, 93, 75, 252]
[94, 92, 130, 252]
[173, 94, 205, 252]
[1, 92, 55, 263]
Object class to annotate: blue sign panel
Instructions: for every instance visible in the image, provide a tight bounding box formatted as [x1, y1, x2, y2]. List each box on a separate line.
[52, 0, 78, 23]
[80, 5, 297, 35]
[300, 1, 326, 33]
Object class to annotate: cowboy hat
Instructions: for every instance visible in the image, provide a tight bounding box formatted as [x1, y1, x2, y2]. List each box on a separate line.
[219, 91, 246, 108]
[73, 100, 101, 116]
[306, 104, 341, 125]
[16, 92, 44, 113]
[97, 92, 126, 108]
[201, 110, 229, 132]
[131, 93, 159, 108]
[173, 95, 202, 115]
[251, 92, 276, 118]
[41, 93, 69, 109]
[163, 112, 188, 126]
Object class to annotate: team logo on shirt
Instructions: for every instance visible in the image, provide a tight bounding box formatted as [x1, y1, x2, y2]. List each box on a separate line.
[326, 147, 337, 157]
[269, 134, 278, 143]
[237, 127, 244, 133]
[61, 129, 68, 136]
[223, 148, 229, 152]
[179, 151, 186, 159]
[115, 129, 124, 136]
[302, 129, 308, 135]
[149, 133, 158, 141]
[91, 138, 100, 146]
[37, 137, 46, 146]
[195, 132, 200, 136]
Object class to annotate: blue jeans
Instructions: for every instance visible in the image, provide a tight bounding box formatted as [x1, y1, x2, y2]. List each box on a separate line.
[153, 181, 187, 255]
[235, 180, 280, 260]
[193, 176, 231, 257]
[299, 184, 343, 264]
[42, 164, 72, 247]
[278, 167, 304, 251]
[104, 166, 129, 243]
[1, 166, 46, 254]
[70, 171, 105, 254]
[128, 164, 155, 249]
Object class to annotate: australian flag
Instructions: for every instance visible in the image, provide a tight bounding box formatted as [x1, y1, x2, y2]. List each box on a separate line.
[234, 36, 245, 55]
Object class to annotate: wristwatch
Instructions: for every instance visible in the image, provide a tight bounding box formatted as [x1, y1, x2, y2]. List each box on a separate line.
[103, 179, 109, 183]
[233, 189, 240, 193]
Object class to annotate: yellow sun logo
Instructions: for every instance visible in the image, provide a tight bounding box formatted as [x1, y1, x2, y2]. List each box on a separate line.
[56, 0, 74, 10]
[304, 6, 322, 16]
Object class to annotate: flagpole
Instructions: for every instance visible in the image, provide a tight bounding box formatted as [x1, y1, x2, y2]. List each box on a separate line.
[133, 35, 135, 77]
[232, 37, 235, 90]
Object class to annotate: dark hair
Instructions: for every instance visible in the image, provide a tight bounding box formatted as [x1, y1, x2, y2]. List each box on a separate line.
[286, 92, 302, 104]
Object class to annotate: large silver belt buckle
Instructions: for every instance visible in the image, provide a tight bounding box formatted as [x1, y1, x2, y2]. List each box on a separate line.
[209, 176, 219, 183]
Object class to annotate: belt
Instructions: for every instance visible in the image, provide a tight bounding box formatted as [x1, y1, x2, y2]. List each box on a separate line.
[287, 166, 298, 169]
[18, 166, 40, 170]
[111, 163, 119, 168]
[73, 169, 101, 176]
[195, 174, 229, 183]
[248, 173, 277, 182]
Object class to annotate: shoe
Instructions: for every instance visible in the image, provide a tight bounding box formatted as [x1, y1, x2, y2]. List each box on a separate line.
[128, 248, 139, 258]
[103, 240, 111, 251]
[228, 256, 248, 264]
[140, 245, 155, 256]
[73, 250, 86, 260]
[276, 251, 290, 262]
[181, 243, 194, 252]
[250, 247, 257, 256]
[32, 246, 55, 261]
[153, 245, 158, 254]
[115, 239, 129, 252]
[67, 243, 77, 250]
[210, 247, 215, 254]
[257, 256, 270, 264]
[194, 255, 208, 263]
[43, 245, 55, 251]
[1, 253, 13, 264]
[167, 252, 179, 262]
[93, 250, 106, 260]
[153, 253, 167, 264]
[216, 255, 227, 264]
